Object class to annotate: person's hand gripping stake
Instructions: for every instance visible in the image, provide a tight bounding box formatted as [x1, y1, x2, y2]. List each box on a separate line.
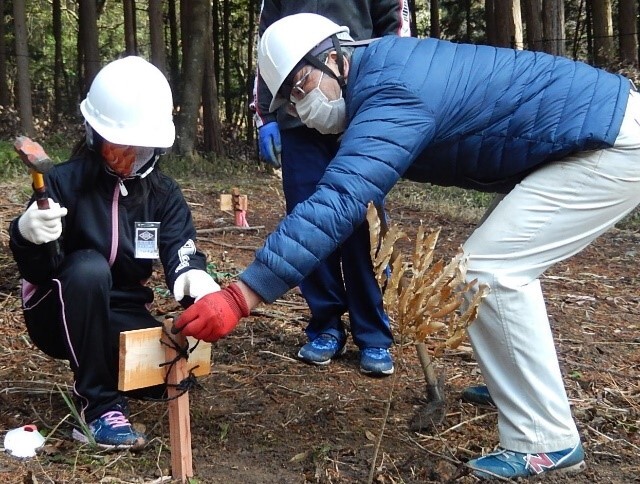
[172, 283, 250, 342]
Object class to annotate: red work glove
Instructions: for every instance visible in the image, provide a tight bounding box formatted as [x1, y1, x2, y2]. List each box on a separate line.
[172, 283, 250, 342]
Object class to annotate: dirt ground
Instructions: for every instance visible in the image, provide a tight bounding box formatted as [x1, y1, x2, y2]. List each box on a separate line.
[0, 169, 638, 483]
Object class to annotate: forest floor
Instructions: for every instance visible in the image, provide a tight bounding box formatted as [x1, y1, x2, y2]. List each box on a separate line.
[0, 164, 638, 483]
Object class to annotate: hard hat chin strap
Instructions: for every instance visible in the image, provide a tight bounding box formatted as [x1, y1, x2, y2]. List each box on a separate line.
[302, 35, 346, 89]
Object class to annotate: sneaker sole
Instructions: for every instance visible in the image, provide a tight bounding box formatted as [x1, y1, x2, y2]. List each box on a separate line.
[555, 460, 587, 476]
[461, 394, 495, 407]
[72, 428, 146, 450]
[468, 459, 586, 481]
[360, 366, 395, 376]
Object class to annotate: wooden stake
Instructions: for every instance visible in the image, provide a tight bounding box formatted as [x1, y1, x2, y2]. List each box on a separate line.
[161, 318, 194, 482]
[219, 191, 248, 212]
[220, 188, 249, 227]
[118, 322, 211, 481]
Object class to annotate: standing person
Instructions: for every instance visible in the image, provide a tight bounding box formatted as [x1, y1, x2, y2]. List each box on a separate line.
[253, 1, 410, 376]
[174, 14, 640, 479]
[9, 56, 220, 450]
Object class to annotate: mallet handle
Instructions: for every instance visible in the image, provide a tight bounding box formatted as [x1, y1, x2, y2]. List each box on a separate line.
[31, 171, 50, 210]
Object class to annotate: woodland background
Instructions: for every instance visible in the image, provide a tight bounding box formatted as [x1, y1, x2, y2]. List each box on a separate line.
[0, 2, 639, 482]
[3, 0, 640, 165]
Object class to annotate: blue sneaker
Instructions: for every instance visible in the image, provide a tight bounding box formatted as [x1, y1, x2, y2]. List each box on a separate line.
[466, 443, 586, 480]
[73, 410, 147, 450]
[360, 348, 394, 376]
[461, 385, 495, 406]
[298, 334, 346, 365]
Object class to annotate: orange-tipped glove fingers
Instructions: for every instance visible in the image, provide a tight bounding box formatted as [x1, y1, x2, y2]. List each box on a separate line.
[172, 283, 250, 342]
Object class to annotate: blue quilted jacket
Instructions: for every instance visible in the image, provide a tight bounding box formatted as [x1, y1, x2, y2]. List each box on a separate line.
[241, 36, 630, 302]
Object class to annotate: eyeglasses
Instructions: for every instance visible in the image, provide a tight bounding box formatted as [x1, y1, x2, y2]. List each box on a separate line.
[289, 69, 314, 104]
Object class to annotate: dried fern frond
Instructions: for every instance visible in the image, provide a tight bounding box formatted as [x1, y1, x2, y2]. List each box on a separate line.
[374, 225, 407, 283]
[367, 203, 382, 264]
[367, 202, 490, 357]
[367, 203, 408, 285]
[412, 226, 439, 274]
[382, 255, 407, 308]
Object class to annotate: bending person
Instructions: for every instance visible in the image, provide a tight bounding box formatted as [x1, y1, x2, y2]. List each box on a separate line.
[175, 14, 640, 480]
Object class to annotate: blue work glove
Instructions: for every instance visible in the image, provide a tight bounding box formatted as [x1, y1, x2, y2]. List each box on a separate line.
[258, 121, 282, 168]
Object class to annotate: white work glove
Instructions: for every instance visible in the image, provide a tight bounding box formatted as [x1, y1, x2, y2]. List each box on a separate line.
[17, 199, 67, 245]
[173, 269, 221, 303]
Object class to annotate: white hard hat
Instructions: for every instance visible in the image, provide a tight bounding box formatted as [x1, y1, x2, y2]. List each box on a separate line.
[258, 13, 350, 112]
[80, 56, 175, 148]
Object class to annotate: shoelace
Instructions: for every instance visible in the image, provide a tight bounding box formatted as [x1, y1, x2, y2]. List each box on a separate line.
[101, 410, 131, 429]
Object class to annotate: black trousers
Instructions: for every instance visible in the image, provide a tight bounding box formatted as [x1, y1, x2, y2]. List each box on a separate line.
[22, 249, 161, 423]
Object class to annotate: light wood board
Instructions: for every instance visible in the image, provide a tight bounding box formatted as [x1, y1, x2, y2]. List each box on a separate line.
[118, 327, 211, 391]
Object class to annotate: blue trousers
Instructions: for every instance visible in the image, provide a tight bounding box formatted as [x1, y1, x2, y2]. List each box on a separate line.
[281, 126, 393, 349]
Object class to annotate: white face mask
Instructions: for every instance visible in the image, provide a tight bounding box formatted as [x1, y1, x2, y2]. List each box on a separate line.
[295, 74, 346, 135]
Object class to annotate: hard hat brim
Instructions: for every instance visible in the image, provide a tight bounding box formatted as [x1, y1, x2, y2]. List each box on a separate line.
[269, 94, 289, 113]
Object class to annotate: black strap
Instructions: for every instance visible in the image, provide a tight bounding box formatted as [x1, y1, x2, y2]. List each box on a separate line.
[302, 34, 346, 88]
[332, 35, 344, 79]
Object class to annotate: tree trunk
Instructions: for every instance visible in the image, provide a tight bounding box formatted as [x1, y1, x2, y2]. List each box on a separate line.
[123, 0, 138, 55]
[202, 4, 225, 155]
[590, 0, 614, 65]
[494, 0, 523, 48]
[618, 0, 638, 65]
[407, 0, 417, 37]
[168, 0, 180, 91]
[245, 0, 256, 143]
[542, 0, 565, 55]
[485, 0, 497, 45]
[222, 0, 231, 122]
[149, 0, 167, 72]
[465, 0, 472, 42]
[521, 0, 543, 51]
[212, 0, 221, 92]
[0, 0, 9, 106]
[13, 0, 34, 136]
[174, 0, 208, 156]
[78, 0, 101, 94]
[430, 0, 440, 38]
[571, 0, 585, 59]
[53, 0, 64, 119]
[180, 0, 190, 59]
[586, 0, 594, 62]
[512, 0, 524, 49]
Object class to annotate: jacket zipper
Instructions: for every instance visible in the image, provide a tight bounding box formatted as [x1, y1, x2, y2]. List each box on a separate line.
[109, 182, 120, 266]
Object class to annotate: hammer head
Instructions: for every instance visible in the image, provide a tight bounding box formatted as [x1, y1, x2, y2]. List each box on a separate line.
[14, 136, 55, 174]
